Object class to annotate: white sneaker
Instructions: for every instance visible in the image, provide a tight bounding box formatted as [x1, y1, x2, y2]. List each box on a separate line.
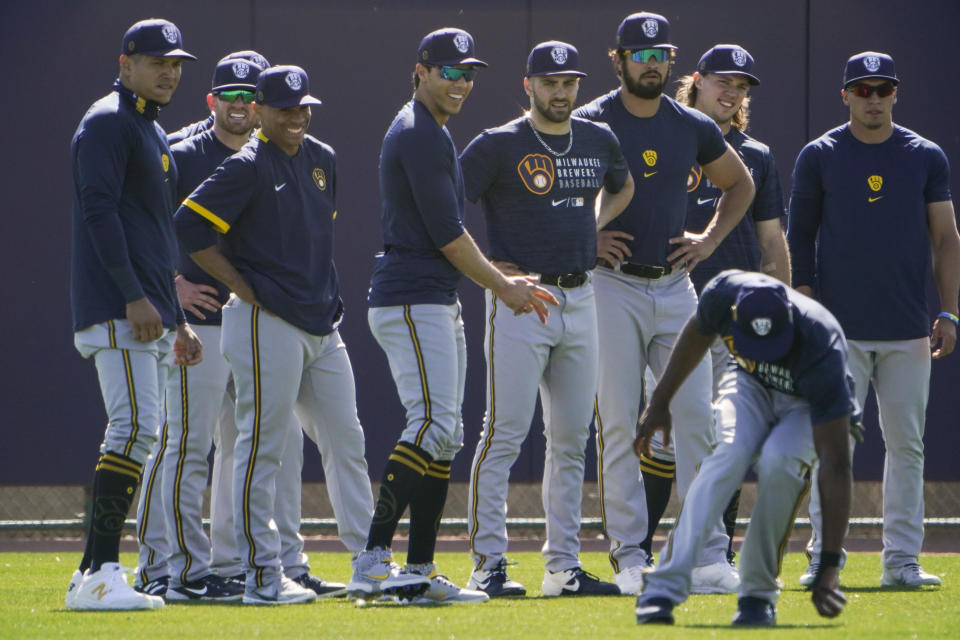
[691, 561, 740, 594]
[242, 576, 318, 605]
[348, 547, 404, 598]
[881, 564, 942, 587]
[614, 564, 648, 595]
[65, 569, 83, 609]
[68, 563, 165, 610]
[405, 564, 488, 604]
[798, 562, 819, 587]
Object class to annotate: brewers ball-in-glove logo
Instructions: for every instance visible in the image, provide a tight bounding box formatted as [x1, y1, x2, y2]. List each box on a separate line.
[864, 56, 881, 72]
[313, 168, 327, 190]
[250, 54, 268, 68]
[751, 317, 773, 336]
[285, 71, 303, 91]
[162, 25, 179, 44]
[551, 47, 568, 65]
[867, 175, 883, 191]
[454, 33, 470, 53]
[642, 150, 658, 166]
[642, 19, 659, 37]
[687, 165, 702, 192]
[233, 62, 250, 79]
[517, 154, 555, 195]
[732, 49, 748, 67]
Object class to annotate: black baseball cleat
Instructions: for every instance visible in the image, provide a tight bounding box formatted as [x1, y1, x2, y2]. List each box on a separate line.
[134, 575, 169, 597]
[467, 559, 527, 597]
[292, 573, 348, 598]
[732, 596, 776, 626]
[167, 574, 244, 601]
[542, 567, 621, 596]
[635, 596, 675, 624]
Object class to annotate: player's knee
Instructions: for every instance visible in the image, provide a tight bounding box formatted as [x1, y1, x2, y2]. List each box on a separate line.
[754, 452, 806, 490]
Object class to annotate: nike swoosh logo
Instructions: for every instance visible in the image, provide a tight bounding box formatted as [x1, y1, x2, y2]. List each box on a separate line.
[868, 196, 883, 202]
[697, 197, 716, 206]
[182, 585, 208, 596]
[643, 171, 657, 178]
[552, 198, 569, 207]
[274, 183, 287, 191]
[370, 573, 389, 580]
[564, 579, 580, 592]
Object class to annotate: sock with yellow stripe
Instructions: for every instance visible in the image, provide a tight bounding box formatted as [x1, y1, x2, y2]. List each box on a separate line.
[639, 454, 674, 556]
[406, 459, 451, 564]
[366, 442, 432, 550]
[84, 452, 142, 572]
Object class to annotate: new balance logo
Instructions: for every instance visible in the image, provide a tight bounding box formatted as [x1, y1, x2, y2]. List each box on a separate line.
[274, 183, 287, 191]
[91, 583, 111, 600]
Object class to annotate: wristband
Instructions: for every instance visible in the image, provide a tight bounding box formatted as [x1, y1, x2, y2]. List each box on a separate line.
[820, 551, 842, 568]
[937, 311, 959, 327]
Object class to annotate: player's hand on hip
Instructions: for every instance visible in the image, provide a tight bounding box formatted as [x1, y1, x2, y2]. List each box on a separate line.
[810, 566, 846, 618]
[597, 230, 634, 265]
[173, 323, 203, 366]
[634, 402, 672, 459]
[175, 274, 222, 320]
[497, 276, 558, 324]
[491, 260, 526, 276]
[930, 316, 957, 359]
[126, 297, 164, 343]
[667, 231, 717, 273]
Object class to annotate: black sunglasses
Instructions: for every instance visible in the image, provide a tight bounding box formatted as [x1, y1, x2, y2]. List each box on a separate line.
[847, 82, 896, 98]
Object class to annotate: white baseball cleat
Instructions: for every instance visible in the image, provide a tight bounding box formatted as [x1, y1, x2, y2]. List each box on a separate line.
[65, 569, 83, 609]
[691, 561, 740, 594]
[881, 564, 942, 587]
[242, 576, 318, 605]
[614, 564, 648, 595]
[68, 563, 165, 610]
[798, 562, 819, 587]
[405, 564, 488, 604]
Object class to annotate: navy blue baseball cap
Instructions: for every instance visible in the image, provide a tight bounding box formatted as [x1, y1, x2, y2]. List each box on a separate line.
[211, 58, 263, 91]
[418, 28, 488, 67]
[731, 284, 795, 362]
[616, 12, 677, 50]
[526, 41, 587, 77]
[698, 44, 760, 86]
[843, 51, 898, 87]
[255, 66, 322, 108]
[222, 50, 270, 71]
[121, 19, 196, 60]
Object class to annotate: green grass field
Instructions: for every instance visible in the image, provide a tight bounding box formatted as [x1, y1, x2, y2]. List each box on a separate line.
[1, 551, 955, 639]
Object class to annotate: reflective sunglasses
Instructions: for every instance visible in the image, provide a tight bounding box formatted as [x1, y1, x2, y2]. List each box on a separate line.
[847, 82, 896, 98]
[630, 48, 669, 63]
[215, 89, 256, 103]
[438, 66, 477, 82]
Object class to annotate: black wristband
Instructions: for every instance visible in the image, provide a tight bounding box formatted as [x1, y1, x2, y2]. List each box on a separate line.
[821, 551, 842, 568]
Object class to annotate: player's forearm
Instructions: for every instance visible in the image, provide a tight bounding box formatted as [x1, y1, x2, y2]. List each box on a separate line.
[812, 416, 852, 555]
[596, 175, 634, 230]
[757, 223, 792, 285]
[440, 231, 511, 293]
[649, 315, 714, 408]
[701, 177, 754, 250]
[187, 246, 254, 301]
[932, 232, 960, 316]
[786, 194, 822, 288]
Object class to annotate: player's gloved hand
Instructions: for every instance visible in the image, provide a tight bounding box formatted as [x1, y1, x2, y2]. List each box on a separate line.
[849, 415, 865, 444]
[596, 230, 634, 265]
[809, 564, 846, 618]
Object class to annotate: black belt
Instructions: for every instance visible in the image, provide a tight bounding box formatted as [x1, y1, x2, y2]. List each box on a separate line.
[597, 258, 672, 279]
[539, 272, 589, 289]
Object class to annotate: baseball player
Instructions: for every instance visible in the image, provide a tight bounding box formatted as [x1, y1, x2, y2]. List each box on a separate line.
[174, 65, 374, 605]
[166, 50, 270, 145]
[634, 270, 856, 626]
[574, 12, 754, 595]
[350, 28, 555, 604]
[462, 41, 632, 598]
[66, 18, 201, 611]
[638, 44, 790, 567]
[790, 51, 960, 587]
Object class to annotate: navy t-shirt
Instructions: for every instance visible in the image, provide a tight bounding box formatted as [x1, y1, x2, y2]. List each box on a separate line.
[698, 270, 857, 425]
[167, 114, 214, 146]
[71, 81, 184, 331]
[788, 124, 951, 340]
[174, 131, 343, 336]
[369, 99, 468, 307]
[575, 92, 727, 266]
[460, 116, 629, 274]
[685, 127, 784, 293]
[170, 128, 234, 325]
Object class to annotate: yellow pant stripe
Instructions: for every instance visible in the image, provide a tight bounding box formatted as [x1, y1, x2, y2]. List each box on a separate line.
[402, 306, 433, 446]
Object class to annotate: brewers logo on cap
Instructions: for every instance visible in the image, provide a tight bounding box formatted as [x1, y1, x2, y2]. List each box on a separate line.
[732, 49, 747, 67]
[864, 56, 881, 72]
[454, 33, 470, 53]
[233, 62, 250, 78]
[162, 25, 179, 44]
[285, 72, 303, 90]
[642, 19, 659, 37]
[551, 47, 568, 65]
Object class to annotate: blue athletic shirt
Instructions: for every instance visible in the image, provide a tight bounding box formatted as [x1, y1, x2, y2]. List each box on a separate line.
[174, 131, 343, 336]
[368, 99, 470, 307]
[460, 116, 629, 274]
[788, 124, 951, 340]
[167, 114, 214, 146]
[71, 80, 185, 332]
[685, 128, 783, 293]
[170, 129, 235, 326]
[698, 270, 857, 425]
[574, 91, 727, 266]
